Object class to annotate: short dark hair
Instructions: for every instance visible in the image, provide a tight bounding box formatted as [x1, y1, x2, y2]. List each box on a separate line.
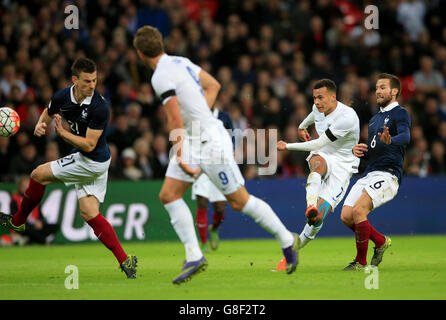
[133, 26, 164, 58]
[71, 57, 97, 77]
[313, 79, 337, 93]
[377, 73, 401, 98]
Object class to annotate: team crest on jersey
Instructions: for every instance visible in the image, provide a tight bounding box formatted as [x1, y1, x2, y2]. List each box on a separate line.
[384, 116, 390, 125]
[81, 108, 88, 120]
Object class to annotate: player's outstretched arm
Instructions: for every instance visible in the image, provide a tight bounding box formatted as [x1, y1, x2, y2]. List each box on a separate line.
[199, 69, 221, 108]
[279, 132, 332, 152]
[54, 114, 101, 152]
[34, 108, 54, 137]
[380, 115, 411, 147]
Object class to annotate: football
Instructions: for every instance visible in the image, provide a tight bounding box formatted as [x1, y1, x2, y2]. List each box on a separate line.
[0, 107, 20, 137]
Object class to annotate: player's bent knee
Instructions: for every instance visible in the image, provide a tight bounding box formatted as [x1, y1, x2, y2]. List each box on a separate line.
[80, 210, 98, 222]
[340, 211, 354, 226]
[30, 166, 45, 184]
[228, 199, 244, 212]
[158, 191, 170, 205]
[159, 190, 181, 205]
[340, 207, 352, 222]
[352, 205, 368, 222]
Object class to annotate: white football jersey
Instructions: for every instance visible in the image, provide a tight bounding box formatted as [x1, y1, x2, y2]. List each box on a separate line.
[151, 54, 220, 138]
[312, 101, 360, 166]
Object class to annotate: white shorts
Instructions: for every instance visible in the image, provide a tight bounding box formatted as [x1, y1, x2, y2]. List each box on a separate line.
[306, 151, 357, 210]
[343, 171, 399, 209]
[192, 173, 226, 202]
[166, 123, 244, 195]
[50, 152, 111, 203]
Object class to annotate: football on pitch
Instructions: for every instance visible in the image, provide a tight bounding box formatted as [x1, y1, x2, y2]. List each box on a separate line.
[0, 107, 20, 137]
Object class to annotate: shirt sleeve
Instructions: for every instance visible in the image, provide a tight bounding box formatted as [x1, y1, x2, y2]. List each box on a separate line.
[298, 111, 315, 129]
[286, 133, 332, 151]
[391, 109, 411, 146]
[88, 101, 109, 131]
[185, 58, 202, 76]
[329, 111, 358, 138]
[47, 94, 61, 115]
[151, 71, 177, 105]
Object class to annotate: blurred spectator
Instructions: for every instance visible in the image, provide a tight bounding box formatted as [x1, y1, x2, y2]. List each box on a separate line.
[439, 88, 446, 116]
[397, 0, 426, 42]
[44, 141, 60, 162]
[9, 142, 44, 176]
[107, 114, 139, 155]
[438, 122, 446, 150]
[121, 147, 143, 180]
[405, 138, 430, 177]
[108, 142, 124, 181]
[136, 0, 171, 37]
[278, 124, 308, 177]
[413, 56, 444, 95]
[0, 137, 11, 181]
[232, 55, 257, 87]
[133, 137, 154, 179]
[429, 141, 446, 174]
[151, 134, 169, 178]
[0, 64, 27, 96]
[0, 0, 445, 181]
[126, 101, 143, 129]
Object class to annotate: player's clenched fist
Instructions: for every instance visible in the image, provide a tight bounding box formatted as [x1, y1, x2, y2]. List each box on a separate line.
[353, 143, 368, 157]
[34, 122, 47, 137]
[277, 140, 287, 151]
[297, 128, 310, 142]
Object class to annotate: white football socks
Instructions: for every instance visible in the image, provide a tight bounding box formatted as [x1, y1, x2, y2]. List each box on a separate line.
[164, 198, 203, 262]
[306, 172, 322, 207]
[242, 195, 294, 248]
[299, 223, 323, 248]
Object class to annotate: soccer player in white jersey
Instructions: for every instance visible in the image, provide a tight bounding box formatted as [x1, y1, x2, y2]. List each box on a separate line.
[133, 26, 300, 284]
[276, 79, 360, 270]
[192, 106, 233, 253]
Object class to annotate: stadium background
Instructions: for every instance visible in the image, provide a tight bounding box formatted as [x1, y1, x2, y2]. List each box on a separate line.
[0, 0, 445, 244]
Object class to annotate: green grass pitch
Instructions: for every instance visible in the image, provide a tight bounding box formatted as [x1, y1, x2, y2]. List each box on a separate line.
[0, 235, 445, 300]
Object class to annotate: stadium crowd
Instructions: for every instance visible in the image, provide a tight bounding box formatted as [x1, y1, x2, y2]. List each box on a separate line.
[0, 0, 446, 183]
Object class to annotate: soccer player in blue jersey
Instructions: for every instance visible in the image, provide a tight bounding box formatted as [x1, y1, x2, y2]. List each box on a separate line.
[341, 73, 411, 270]
[0, 58, 137, 278]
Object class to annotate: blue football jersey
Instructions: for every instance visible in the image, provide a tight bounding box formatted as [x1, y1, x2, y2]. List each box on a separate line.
[48, 86, 111, 162]
[362, 102, 411, 184]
